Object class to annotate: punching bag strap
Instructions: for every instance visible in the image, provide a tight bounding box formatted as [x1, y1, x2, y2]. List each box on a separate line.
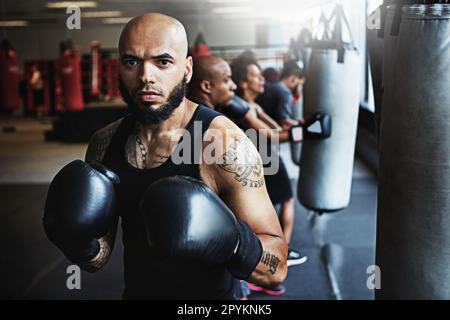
[334, 11, 345, 63]
[332, 4, 356, 64]
[316, 11, 333, 41]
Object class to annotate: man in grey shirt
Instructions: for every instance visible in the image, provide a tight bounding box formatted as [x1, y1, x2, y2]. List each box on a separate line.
[257, 60, 305, 129]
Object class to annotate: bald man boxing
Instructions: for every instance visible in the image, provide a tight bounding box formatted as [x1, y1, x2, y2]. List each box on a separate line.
[43, 13, 287, 300]
[188, 55, 236, 110]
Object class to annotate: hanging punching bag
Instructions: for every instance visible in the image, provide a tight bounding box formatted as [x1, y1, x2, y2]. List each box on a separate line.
[60, 40, 84, 111]
[298, 4, 361, 213]
[0, 39, 20, 113]
[90, 41, 102, 99]
[105, 58, 120, 100]
[191, 33, 210, 58]
[376, 2, 450, 299]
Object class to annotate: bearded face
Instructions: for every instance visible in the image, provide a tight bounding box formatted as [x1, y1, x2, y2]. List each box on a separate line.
[119, 75, 187, 125]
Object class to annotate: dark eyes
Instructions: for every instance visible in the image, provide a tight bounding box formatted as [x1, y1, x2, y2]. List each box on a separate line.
[121, 58, 172, 68]
[158, 59, 171, 66]
[122, 58, 139, 67]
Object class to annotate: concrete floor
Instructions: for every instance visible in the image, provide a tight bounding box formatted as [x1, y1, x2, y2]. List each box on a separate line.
[0, 115, 377, 300]
[0, 116, 87, 183]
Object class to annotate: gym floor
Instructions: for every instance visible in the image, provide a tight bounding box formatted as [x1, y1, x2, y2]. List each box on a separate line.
[0, 115, 377, 300]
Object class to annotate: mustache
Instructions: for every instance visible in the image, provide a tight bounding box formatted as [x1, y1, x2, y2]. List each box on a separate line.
[139, 83, 163, 95]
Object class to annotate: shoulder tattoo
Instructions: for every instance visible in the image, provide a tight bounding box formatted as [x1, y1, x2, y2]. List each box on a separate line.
[85, 120, 122, 164]
[218, 137, 265, 188]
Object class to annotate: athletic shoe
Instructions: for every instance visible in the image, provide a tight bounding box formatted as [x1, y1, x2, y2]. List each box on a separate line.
[287, 248, 308, 267]
[247, 283, 286, 296]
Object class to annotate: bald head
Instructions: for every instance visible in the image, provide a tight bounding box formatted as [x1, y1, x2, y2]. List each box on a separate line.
[188, 55, 236, 109]
[117, 13, 194, 125]
[190, 56, 228, 86]
[119, 12, 188, 57]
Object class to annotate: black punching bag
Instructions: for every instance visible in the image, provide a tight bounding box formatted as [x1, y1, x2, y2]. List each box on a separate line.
[376, 2, 450, 299]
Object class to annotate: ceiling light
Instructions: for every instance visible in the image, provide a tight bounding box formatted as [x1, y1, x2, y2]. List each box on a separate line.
[0, 20, 29, 27]
[46, 2, 98, 9]
[102, 17, 133, 24]
[81, 11, 122, 18]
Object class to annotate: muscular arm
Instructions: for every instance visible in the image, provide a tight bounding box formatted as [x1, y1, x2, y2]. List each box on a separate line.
[240, 108, 291, 143]
[81, 119, 122, 272]
[255, 105, 281, 130]
[201, 116, 288, 287]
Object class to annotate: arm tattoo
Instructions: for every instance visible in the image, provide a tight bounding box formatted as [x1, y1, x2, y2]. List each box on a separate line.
[218, 137, 265, 188]
[260, 251, 281, 275]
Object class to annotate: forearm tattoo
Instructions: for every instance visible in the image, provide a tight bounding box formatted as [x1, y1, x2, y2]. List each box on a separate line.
[218, 137, 265, 188]
[260, 251, 281, 275]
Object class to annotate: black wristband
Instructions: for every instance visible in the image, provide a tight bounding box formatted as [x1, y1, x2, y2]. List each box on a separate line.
[227, 220, 263, 280]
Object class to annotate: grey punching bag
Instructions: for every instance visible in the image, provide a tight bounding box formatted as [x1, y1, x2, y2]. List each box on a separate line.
[376, 2, 450, 299]
[298, 4, 361, 213]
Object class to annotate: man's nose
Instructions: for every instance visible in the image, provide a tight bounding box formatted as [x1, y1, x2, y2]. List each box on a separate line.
[140, 61, 156, 84]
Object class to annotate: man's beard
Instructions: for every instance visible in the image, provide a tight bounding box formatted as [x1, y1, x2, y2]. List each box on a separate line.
[119, 76, 187, 125]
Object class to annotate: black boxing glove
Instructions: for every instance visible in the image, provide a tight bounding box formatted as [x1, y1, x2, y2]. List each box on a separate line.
[43, 160, 119, 263]
[140, 176, 263, 280]
[222, 95, 250, 120]
[289, 112, 332, 142]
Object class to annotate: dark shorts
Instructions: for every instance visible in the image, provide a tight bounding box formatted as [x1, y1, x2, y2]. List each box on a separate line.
[33, 89, 44, 106]
[264, 157, 293, 205]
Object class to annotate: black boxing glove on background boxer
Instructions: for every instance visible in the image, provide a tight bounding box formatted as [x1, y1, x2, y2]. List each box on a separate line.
[43, 160, 119, 264]
[289, 112, 332, 142]
[140, 176, 263, 280]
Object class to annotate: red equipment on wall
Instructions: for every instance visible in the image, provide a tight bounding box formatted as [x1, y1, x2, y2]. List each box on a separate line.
[0, 39, 21, 113]
[59, 40, 84, 111]
[190, 33, 210, 58]
[90, 41, 102, 98]
[53, 61, 64, 112]
[104, 58, 120, 100]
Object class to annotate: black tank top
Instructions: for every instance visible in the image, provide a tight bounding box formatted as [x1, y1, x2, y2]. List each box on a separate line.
[102, 105, 240, 300]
